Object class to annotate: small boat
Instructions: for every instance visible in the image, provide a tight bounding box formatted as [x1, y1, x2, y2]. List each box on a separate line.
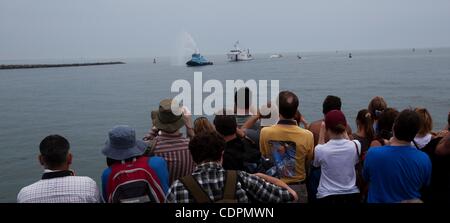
[186, 53, 213, 66]
[349, 53, 352, 58]
[270, 54, 283, 58]
[153, 58, 156, 63]
[227, 41, 253, 61]
[297, 54, 302, 59]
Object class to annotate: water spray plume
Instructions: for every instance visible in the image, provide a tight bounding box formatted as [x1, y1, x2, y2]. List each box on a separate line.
[172, 31, 200, 66]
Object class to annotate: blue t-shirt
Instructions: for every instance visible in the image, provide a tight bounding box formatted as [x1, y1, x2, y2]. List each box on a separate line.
[101, 156, 170, 202]
[363, 145, 432, 203]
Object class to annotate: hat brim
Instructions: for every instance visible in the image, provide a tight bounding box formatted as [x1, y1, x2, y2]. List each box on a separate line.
[102, 139, 147, 160]
[153, 111, 185, 133]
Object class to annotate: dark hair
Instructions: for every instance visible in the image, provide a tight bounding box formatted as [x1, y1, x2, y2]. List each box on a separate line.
[189, 132, 225, 164]
[234, 87, 251, 110]
[356, 109, 374, 142]
[368, 96, 387, 121]
[328, 124, 347, 134]
[393, 109, 421, 142]
[278, 91, 299, 119]
[39, 135, 70, 169]
[213, 113, 237, 136]
[376, 108, 399, 140]
[106, 156, 138, 167]
[322, 95, 342, 115]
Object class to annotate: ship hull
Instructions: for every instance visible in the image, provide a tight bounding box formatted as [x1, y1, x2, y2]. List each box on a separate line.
[227, 54, 253, 62]
[186, 61, 213, 66]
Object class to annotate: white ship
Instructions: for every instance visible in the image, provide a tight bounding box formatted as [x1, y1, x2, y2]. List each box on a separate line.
[227, 41, 253, 61]
[269, 54, 283, 58]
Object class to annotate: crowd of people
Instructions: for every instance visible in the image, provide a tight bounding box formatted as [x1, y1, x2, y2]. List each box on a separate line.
[17, 88, 450, 203]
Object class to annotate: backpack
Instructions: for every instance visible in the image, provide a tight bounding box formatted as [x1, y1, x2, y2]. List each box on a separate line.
[180, 170, 238, 203]
[106, 156, 165, 203]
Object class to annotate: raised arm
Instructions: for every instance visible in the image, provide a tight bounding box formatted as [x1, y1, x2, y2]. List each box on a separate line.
[241, 114, 260, 131]
[318, 121, 326, 145]
[182, 107, 195, 139]
[253, 173, 298, 202]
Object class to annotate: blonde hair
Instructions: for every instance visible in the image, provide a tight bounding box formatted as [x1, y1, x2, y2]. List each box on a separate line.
[414, 107, 433, 136]
[194, 117, 215, 135]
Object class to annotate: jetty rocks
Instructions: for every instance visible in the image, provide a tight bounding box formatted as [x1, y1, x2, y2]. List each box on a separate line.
[0, 61, 125, 70]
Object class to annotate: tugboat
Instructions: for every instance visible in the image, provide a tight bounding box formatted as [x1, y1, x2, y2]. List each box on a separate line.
[186, 52, 213, 66]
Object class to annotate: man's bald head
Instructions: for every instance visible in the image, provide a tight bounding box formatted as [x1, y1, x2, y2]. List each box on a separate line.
[278, 91, 299, 119]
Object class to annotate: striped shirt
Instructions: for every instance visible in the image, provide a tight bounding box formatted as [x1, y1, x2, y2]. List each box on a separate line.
[17, 170, 100, 203]
[153, 132, 195, 183]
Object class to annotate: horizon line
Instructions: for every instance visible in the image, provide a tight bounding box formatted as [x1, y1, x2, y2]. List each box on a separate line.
[1, 46, 449, 62]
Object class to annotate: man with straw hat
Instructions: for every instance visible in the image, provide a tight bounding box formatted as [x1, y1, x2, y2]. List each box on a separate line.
[149, 99, 195, 184]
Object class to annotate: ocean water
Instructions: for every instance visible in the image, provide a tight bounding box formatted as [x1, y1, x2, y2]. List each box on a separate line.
[0, 48, 449, 202]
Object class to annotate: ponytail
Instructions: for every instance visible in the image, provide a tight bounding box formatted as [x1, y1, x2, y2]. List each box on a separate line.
[356, 109, 374, 142]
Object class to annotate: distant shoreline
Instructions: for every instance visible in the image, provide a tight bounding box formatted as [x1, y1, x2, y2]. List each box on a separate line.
[0, 61, 125, 70]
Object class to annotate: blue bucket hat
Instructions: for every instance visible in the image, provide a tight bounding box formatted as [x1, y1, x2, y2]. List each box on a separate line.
[102, 125, 147, 160]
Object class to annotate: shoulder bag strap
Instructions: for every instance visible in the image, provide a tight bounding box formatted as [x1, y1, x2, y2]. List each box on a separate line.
[353, 141, 360, 157]
[222, 170, 237, 200]
[180, 175, 212, 203]
[143, 138, 158, 157]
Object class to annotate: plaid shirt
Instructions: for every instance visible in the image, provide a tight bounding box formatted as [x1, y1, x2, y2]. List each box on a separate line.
[165, 162, 294, 203]
[17, 170, 100, 203]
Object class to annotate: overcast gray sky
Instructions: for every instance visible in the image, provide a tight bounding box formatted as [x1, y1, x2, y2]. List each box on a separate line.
[1, 0, 450, 60]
